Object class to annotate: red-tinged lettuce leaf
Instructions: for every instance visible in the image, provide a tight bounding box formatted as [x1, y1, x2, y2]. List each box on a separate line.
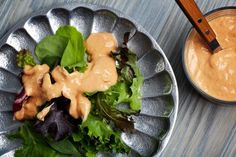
[34, 97, 80, 141]
[13, 89, 28, 113]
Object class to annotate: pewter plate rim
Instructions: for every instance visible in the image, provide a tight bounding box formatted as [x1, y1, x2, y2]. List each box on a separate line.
[0, 2, 179, 157]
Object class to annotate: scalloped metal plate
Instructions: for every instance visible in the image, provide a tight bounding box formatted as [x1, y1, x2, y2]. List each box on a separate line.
[0, 3, 178, 157]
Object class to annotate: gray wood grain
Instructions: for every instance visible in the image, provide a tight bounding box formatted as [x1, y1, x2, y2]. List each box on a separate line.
[0, 0, 236, 157]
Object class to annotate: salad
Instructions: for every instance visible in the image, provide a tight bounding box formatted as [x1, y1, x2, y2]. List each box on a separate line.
[9, 26, 144, 157]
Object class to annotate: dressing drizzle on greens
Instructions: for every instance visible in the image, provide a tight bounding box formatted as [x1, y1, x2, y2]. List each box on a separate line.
[10, 26, 144, 157]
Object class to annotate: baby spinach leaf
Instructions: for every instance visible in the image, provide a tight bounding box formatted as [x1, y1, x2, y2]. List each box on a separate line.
[46, 138, 80, 155]
[56, 26, 86, 70]
[35, 26, 87, 71]
[60, 40, 86, 69]
[35, 35, 68, 68]
[56, 25, 85, 54]
[8, 121, 81, 157]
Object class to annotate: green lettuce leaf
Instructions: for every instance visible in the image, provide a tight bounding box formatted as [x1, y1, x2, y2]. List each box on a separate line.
[72, 114, 130, 156]
[81, 114, 114, 141]
[16, 49, 36, 68]
[126, 52, 144, 110]
[116, 50, 144, 111]
[85, 150, 97, 157]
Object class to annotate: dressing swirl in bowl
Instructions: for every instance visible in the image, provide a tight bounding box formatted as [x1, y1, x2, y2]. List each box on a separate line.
[185, 13, 236, 101]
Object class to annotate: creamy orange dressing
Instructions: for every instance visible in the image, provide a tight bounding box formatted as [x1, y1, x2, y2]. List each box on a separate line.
[185, 15, 236, 101]
[14, 64, 49, 120]
[36, 105, 52, 121]
[15, 32, 118, 120]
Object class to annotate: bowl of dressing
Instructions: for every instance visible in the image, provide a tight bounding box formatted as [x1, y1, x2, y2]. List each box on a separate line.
[183, 7, 236, 104]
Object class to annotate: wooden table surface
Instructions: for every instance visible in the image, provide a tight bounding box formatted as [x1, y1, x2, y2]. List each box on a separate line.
[0, 0, 236, 157]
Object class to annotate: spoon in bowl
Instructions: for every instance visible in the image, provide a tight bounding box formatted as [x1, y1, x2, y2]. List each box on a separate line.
[175, 0, 222, 53]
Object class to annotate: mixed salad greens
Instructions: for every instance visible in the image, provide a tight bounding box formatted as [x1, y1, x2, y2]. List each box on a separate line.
[9, 26, 144, 157]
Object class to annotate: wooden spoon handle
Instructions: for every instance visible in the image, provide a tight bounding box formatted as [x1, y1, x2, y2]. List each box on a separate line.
[176, 0, 216, 44]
